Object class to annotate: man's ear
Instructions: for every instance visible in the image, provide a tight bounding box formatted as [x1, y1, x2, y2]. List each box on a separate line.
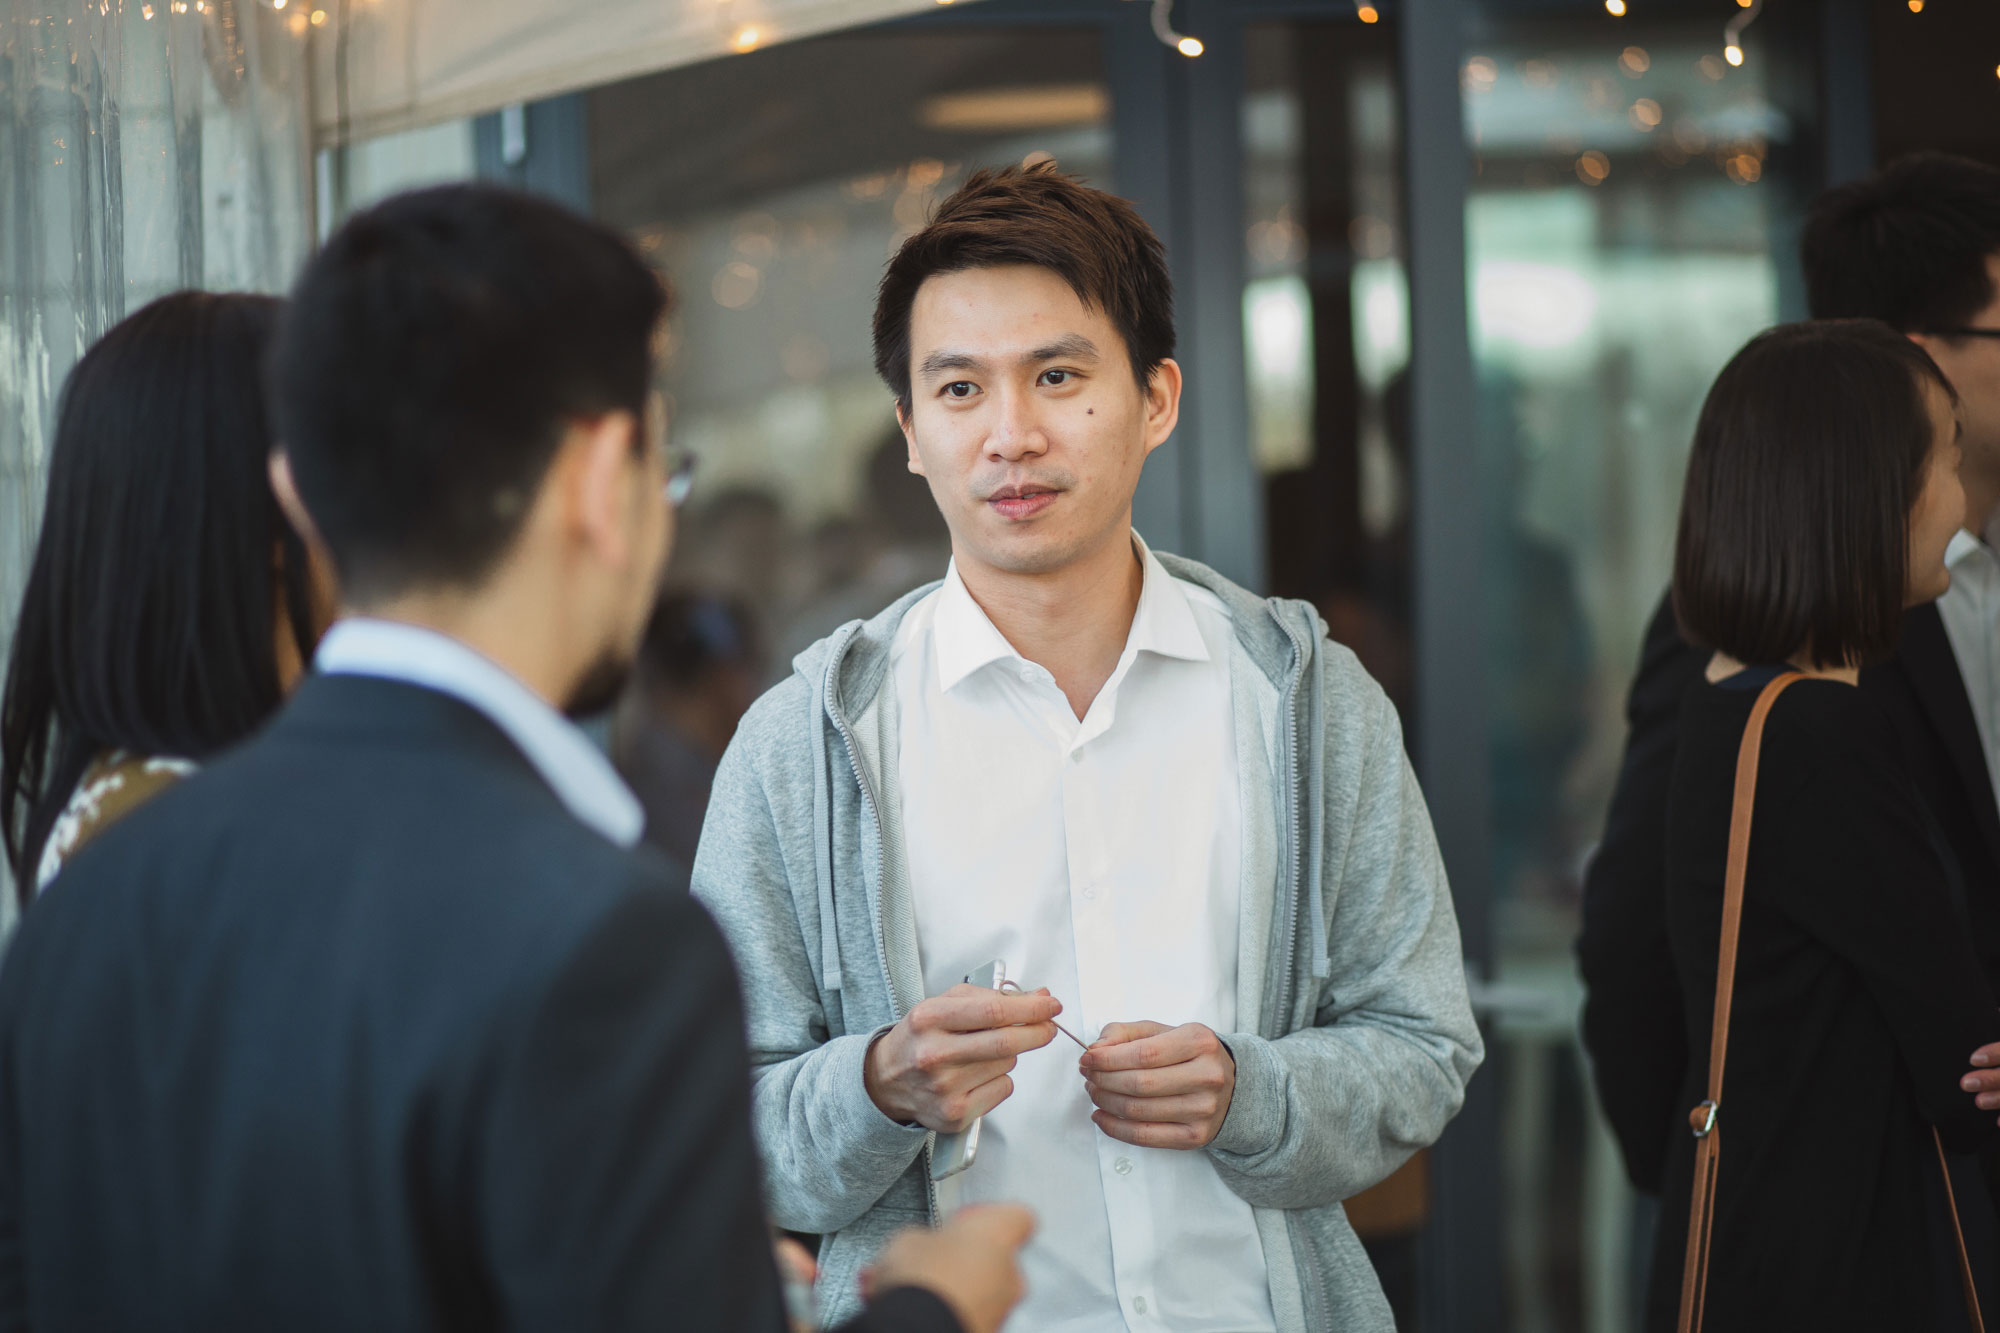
[896, 400, 927, 478]
[269, 450, 327, 554]
[1141, 358, 1183, 457]
[568, 410, 644, 570]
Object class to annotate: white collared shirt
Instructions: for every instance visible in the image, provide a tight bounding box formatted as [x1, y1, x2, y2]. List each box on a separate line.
[1940, 527, 2000, 815]
[314, 618, 643, 849]
[891, 537, 1275, 1333]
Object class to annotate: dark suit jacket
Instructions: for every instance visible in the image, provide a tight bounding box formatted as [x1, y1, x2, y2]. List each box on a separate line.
[0, 674, 957, 1333]
[1578, 592, 2000, 1195]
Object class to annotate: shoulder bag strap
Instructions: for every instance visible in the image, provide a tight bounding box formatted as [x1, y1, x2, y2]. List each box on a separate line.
[1677, 671, 1802, 1333]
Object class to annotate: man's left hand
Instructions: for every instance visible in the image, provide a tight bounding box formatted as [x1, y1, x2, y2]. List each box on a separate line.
[1079, 1021, 1235, 1150]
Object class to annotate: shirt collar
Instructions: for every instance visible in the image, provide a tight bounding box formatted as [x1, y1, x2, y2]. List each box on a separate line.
[1949, 529, 1988, 570]
[313, 618, 644, 848]
[932, 533, 1211, 695]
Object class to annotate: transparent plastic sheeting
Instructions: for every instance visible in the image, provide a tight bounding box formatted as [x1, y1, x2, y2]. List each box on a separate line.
[0, 0, 312, 922]
[307, 0, 945, 145]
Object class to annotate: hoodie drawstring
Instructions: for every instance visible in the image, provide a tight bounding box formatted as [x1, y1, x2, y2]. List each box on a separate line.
[810, 642, 844, 994]
[1303, 631, 1331, 981]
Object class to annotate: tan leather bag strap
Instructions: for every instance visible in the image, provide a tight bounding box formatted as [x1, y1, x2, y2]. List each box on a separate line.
[1677, 671, 1986, 1333]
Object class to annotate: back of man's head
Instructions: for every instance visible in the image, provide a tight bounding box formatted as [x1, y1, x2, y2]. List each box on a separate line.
[1803, 152, 2000, 329]
[271, 184, 667, 604]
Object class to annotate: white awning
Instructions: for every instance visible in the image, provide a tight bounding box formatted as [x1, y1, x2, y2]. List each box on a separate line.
[309, 0, 949, 145]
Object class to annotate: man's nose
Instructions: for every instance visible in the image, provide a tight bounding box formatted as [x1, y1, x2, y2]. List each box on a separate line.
[986, 386, 1050, 461]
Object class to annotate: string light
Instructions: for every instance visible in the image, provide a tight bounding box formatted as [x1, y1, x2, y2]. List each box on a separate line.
[732, 25, 761, 52]
[1908, 0, 1924, 10]
[309, 7, 325, 23]
[1356, 3, 1380, 21]
[1125, 0, 1201, 58]
[1605, 0, 1627, 14]
[1721, 0, 1760, 69]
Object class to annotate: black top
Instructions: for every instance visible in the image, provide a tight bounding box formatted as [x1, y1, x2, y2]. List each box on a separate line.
[0, 674, 957, 1333]
[1579, 593, 2000, 1195]
[1645, 673, 2000, 1332]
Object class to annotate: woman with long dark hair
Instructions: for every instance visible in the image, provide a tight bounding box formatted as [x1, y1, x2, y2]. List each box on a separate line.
[1652, 318, 2000, 1331]
[1, 292, 331, 902]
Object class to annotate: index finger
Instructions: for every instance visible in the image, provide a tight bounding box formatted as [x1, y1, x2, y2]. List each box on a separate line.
[952, 1202, 1038, 1249]
[1083, 1023, 1208, 1072]
[931, 986, 1063, 1033]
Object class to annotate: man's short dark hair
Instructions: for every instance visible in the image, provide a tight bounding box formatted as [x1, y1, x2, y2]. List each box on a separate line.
[271, 184, 668, 600]
[872, 163, 1174, 411]
[1803, 152, 2000, 330]
[1673, 319, 1956, 669]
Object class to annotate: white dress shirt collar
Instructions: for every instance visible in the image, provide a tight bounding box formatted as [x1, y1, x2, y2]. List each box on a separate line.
[932, 533, 1211, 696]
[314, 618, 644, 848]
[1948, 528, 1986, 571]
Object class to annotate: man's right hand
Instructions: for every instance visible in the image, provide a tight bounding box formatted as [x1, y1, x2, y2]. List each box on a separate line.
[864, 1203, 1036, 1333]
[863, 985, 1062, 1131]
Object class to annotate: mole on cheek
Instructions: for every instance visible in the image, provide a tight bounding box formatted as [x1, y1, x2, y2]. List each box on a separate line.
[1086, 408, 1094, 415]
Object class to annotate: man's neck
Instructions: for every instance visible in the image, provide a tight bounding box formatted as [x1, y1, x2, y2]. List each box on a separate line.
[342, 591, 577, 711]
[1966, 464, 2000, 543]
[955, 528, 1144, 721]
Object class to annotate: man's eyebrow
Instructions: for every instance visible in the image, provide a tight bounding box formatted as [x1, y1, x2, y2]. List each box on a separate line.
[1025, 334, 1099, 364]
[918, 350, 985, 379]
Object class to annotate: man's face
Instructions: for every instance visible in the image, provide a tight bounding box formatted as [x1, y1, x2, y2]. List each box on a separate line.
[897, 264, 1178, 579]
[1918, 254, 2000, 512]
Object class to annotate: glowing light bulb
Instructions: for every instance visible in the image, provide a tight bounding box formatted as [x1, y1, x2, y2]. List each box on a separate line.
[309, 7, 325, 22]
[1357, 3, 1380, 20]
[1724, 43, 1743, 66]
[1908, 0, 1924, 10]
[1605, 0, 1626, 14]
[733, 25, 760, 52]
[273, 0, 286, 10]
[1177, 36, 1203, 57]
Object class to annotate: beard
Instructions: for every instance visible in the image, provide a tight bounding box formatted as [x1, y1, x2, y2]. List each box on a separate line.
[563, 646, 636, 721]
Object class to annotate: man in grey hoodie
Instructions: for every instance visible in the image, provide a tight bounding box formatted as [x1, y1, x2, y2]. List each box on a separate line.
[693, 163, 1484, 1332]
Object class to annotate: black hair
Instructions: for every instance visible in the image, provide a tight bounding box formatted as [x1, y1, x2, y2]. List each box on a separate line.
[1673, 319, 1957, 670]
[269, 183, 669, 602]
[1803, 152, 2000, 331]
[0, 292, 318, 895]
[873, 162, 1175, 412]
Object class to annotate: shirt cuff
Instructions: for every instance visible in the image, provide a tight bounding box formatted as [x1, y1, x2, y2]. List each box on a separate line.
[1207, 1031, 1286, 1159]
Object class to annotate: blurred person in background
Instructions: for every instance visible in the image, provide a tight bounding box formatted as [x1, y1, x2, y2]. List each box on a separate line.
[614, 590, 767, 867]
[1581, 153, 2000, 1210]
[1647, 319, 1998, 1331]
[0, 292, 334, 904]
[0, 184, 1029, 1333]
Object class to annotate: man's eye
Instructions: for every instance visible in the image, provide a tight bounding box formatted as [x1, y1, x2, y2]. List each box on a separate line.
[1040, 370, 1072, 387]
[943, 382, 977, 399]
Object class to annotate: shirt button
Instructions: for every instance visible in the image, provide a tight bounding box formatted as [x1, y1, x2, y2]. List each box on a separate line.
[1082, 883, 1099, 901]
[1114, 1156, 1133, 1176]
[1134, 1296, 1149, 1315]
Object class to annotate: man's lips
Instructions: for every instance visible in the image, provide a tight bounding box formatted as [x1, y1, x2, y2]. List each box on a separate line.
[986, 486, 1059, 521]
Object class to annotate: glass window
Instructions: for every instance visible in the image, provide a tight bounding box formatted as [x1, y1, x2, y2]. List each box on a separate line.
[1461, 11, 1818, 1329]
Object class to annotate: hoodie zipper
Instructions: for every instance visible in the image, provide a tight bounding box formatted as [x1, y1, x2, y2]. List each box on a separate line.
[1271, 605, 1311, 1037]
[820, 641, 943, 1223]
[1270, 606, 1333, 1331]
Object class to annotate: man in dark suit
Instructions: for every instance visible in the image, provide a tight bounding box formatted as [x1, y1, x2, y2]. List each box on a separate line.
[0, 185, 1030, 1332]
[1580, 153, 2000, 1197]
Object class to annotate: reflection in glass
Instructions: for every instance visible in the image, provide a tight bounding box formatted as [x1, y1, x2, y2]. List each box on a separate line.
[1464, 12, 1813, 1332]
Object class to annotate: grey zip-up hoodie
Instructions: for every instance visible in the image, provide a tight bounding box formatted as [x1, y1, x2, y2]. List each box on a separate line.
[692, 552, 1484, 1330]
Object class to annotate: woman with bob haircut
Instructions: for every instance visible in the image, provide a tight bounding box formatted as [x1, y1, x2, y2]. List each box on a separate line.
[0, 292, 333, 903]
[1650, 318, 2000, 1331]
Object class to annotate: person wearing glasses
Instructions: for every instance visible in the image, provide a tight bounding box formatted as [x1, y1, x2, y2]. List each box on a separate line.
[0, 185, 1031, 1333]
[1581, 154, 2000, 1210]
